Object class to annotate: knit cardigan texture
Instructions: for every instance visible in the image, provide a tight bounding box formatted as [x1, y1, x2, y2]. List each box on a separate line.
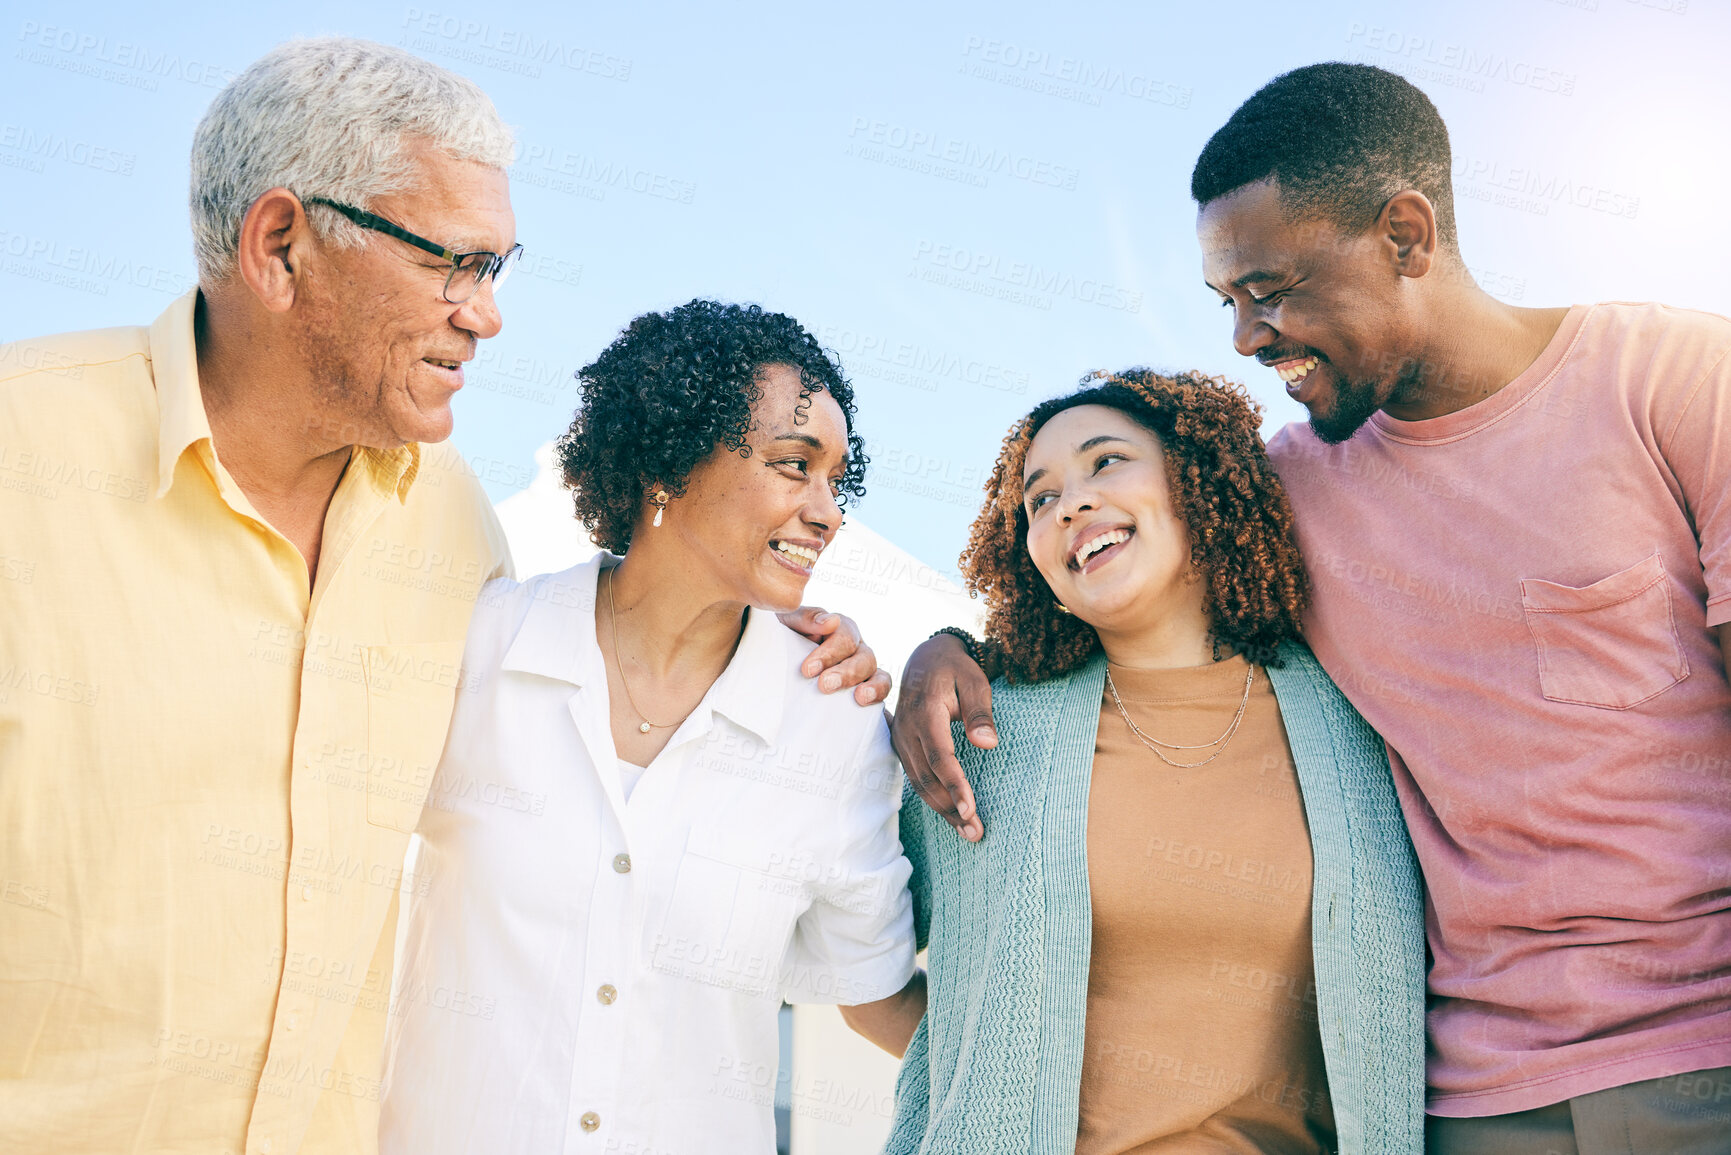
[885, 641, 1426, 1155]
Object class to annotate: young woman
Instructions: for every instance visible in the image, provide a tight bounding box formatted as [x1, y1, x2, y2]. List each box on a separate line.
[379, 300, 922, 1154]
[858, 370, 1426, 1153]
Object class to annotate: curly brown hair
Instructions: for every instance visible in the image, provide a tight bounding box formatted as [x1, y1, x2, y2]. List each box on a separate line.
[961, 369, 1308, 683]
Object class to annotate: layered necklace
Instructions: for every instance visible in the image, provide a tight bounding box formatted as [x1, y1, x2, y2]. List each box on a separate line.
[605, 568, 679, 735]
[1105, 664, 1255, 769]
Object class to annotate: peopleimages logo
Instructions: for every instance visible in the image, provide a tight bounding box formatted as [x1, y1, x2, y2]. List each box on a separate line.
[15, 21, 238, 89]
[0, 123, 136, 175]
[1452, 155, 1639, 220]
[1345, 22, 1577, 96]
[816, 323, 1030, 396]
[846, 117, 1080, 191]
[958, 36, 1193, 110]
[910, 239, 1143, 314]
[400, 9, 631, 80]
[0, 228, 197, 297]
[512, 141, 696, 205]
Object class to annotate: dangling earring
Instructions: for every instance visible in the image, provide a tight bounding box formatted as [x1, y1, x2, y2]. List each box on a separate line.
[651, 489, 668, 528]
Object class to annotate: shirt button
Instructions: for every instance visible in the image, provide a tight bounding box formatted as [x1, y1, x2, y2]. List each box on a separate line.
[611, 853, 631, 874]
[301, 885, 313, 901]
[596, 984, 617, 1005]
[260, 1141, 273, 1155]
[579, 1110, 601, 1132]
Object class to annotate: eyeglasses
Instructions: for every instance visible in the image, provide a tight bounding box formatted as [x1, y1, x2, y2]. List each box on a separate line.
[304, 196, 523, 304]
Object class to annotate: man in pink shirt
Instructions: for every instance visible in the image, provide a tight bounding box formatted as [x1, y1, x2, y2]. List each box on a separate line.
[897, 63, 1731, 1152]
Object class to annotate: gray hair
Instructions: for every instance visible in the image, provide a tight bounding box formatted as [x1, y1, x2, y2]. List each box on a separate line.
[190, 37, 515, 284]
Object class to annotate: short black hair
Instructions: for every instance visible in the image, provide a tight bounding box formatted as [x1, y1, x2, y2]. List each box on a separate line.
[556, 299, 866, 554]
[1191, 62, 1457, 251]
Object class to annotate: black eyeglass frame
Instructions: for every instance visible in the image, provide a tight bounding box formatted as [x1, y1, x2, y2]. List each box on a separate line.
[304, 195, 523, 304]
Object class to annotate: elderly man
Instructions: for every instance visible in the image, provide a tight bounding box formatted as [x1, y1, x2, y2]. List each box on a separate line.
[0, 38, 883, 1155]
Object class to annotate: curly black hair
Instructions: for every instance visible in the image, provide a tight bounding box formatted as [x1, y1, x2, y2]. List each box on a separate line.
[556, 299, 867, 553]
[963, 369, 1308, 683]
[1191, 61, 1458, 252]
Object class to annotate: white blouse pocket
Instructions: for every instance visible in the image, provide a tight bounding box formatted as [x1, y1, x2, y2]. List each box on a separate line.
[1519, 552, 1689, 710]
[649, 828, 805, 998]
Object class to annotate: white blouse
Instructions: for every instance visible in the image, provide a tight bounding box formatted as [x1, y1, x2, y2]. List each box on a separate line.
[379, 555, 915, 1154]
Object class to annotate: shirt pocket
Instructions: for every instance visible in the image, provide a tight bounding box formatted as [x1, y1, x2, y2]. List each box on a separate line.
[1519, 552, 1690, 710]
[649, 827, 805, 998]
[361, 641, 467, 831]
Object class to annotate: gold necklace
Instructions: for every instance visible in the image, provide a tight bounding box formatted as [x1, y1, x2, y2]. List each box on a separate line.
[605, 568, 679, 734]
[1105, 665, 1255, 769]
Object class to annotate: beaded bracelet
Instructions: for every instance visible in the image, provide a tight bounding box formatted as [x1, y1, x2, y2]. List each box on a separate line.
[928, 626, 983, 666]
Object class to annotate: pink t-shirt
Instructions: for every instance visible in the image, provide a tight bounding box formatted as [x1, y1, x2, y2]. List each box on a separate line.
[1268, 302, 1731, 1116]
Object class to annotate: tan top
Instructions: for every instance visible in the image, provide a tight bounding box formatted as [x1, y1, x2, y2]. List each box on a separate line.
[1076, 655, 1335, 1154]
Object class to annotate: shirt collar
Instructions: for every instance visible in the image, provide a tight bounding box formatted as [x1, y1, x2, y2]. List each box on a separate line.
[499, 553, 788, 747]
[148, 289, 422, 503]
[356, 443, 422, 503]
[500, 555, 608, 687]
[703, 597, 788, 747]
[148, 290, 209, 500]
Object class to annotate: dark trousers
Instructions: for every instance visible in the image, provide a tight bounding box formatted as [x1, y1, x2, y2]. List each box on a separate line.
[1426, 1066, 1731, 1154]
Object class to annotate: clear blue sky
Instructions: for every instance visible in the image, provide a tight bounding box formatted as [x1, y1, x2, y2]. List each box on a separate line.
[4, 0, 1726, 579]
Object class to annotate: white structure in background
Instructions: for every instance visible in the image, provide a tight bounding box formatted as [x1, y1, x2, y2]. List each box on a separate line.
[493, 443, 984, 1154]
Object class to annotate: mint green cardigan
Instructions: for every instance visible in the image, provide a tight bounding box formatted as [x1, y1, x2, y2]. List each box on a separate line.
[887, 642, 1426, 1154]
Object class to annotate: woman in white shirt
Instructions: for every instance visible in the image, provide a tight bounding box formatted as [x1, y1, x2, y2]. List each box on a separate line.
[379, 300, 922, 1154]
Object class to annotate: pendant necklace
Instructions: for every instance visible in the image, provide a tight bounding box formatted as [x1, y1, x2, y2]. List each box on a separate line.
[605, 568, 679, 734]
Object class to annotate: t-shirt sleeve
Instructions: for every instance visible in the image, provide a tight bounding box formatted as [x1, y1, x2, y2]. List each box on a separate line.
[780, 715, 916, 1006]
[1662, 344, 1731, 626]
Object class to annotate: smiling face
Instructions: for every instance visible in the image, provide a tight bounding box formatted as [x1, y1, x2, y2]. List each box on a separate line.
[1021, 404, 1205, 639]
[296, 137, 516, 448]
[658, 364, 849, 612]
[1199, 177, 1425, 443]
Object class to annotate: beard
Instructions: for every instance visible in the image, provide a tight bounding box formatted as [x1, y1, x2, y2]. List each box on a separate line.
[1307, 373, 1385, 444]
[1307, 356, 1429, 445]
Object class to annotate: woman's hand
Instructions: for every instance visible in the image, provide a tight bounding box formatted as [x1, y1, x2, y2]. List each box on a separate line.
[890, 634, 997, 842]
[837, 970, 928, 1058]
[777, 607, 893, 705]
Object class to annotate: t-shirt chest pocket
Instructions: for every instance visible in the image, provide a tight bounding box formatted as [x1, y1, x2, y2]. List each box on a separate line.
[1519, 552, 1690, 710]
[649, 828, 806, 998]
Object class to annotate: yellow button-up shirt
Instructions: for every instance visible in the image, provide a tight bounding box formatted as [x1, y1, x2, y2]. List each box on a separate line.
[0, 292, 511, 1155]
